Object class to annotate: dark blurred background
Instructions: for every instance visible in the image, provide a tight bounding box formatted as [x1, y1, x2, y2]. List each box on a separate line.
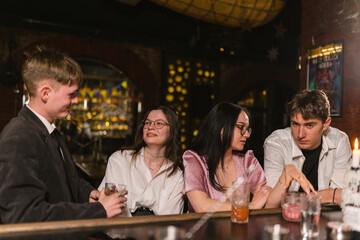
[1, 0, 360, 186]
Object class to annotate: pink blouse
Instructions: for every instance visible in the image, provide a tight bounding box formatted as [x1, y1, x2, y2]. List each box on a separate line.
[182, 150, 266, 212]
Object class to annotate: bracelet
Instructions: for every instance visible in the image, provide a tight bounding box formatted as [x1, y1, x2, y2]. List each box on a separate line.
[333, 188, 338, 204]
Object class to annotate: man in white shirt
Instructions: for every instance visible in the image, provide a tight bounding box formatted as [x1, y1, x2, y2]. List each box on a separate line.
[264, 89, 351, 204]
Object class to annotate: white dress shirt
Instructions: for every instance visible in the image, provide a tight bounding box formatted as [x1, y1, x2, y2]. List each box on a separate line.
[264, 126, 352, 191]
[98, 148, 184, 215]
[26, 104, 56, 134]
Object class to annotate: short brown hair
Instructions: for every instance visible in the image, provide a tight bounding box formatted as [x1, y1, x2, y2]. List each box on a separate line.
[22, 45, 83, 97]
[286, 89, 330, 123]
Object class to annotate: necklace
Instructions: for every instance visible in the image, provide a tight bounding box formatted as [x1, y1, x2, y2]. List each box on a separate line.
[216, 168, 235, 191]
[145, 147, 164, 158]
[145, 156, 165, 172]
[147, 162, 163, 172]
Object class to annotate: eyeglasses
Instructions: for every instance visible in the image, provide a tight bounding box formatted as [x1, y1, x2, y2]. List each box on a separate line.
[235, 124, 252, 136]
[143, 120, 170, 129]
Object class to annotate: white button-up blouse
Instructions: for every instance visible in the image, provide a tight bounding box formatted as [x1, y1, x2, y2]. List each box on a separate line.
[98, 148, 184, 216]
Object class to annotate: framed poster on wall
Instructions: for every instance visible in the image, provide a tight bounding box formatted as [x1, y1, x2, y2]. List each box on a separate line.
[307, 42, 343, 117]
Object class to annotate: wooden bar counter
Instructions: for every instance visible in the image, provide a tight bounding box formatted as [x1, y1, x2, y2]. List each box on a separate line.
[0, 206, 346, 239]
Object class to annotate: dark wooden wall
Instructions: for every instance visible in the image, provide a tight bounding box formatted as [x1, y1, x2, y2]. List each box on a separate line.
[300, 0, 360, 146]
[3, 0, 360, 153]
[0, 28, 162, 131]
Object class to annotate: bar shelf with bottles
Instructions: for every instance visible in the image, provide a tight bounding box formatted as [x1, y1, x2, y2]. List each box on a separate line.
[69, 81, 134, 139]
[58, 77, 141, 184]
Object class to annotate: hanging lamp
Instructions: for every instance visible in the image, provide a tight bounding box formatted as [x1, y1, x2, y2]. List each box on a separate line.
[150, 0, 287, 28]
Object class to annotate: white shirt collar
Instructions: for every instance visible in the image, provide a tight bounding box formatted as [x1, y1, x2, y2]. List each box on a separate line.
[290, 133, 304, 158]
[26, 104, 56, 134]
[290, 130, 334, 159]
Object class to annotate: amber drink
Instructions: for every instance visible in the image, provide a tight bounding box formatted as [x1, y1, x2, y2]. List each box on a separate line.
[231, 183, 250, 224]
[105, 182, 116, 196]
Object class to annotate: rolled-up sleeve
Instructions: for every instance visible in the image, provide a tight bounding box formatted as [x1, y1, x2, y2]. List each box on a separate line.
[264, 135, 288, 188]
[329, 133, 352, 188]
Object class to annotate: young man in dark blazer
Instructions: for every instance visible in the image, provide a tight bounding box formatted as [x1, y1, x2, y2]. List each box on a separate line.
[0, 46, 127, 223]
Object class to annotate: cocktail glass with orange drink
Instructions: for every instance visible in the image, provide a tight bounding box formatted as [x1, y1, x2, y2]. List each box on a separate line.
[231, 183, 250, 224]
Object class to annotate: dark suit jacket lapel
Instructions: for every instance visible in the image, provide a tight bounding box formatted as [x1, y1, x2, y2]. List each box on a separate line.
[45, 135, 72, 192]
[19, 106, 74, 200]
[56, 133, 79, 201]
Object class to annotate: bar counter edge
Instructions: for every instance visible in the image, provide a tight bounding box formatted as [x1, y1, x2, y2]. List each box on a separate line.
[0, 208, 284, 237]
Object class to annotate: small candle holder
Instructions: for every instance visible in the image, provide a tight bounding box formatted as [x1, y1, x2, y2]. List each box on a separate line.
[352, 138, 360, 169]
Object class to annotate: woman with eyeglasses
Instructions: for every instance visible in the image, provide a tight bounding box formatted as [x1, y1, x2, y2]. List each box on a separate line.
[183, 102, 271, 212]
[98, 105, 184, 216]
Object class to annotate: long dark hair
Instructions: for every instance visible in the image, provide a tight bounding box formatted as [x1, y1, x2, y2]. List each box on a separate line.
[129, 105, 182, 176]
[191, 102, 248, 191]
